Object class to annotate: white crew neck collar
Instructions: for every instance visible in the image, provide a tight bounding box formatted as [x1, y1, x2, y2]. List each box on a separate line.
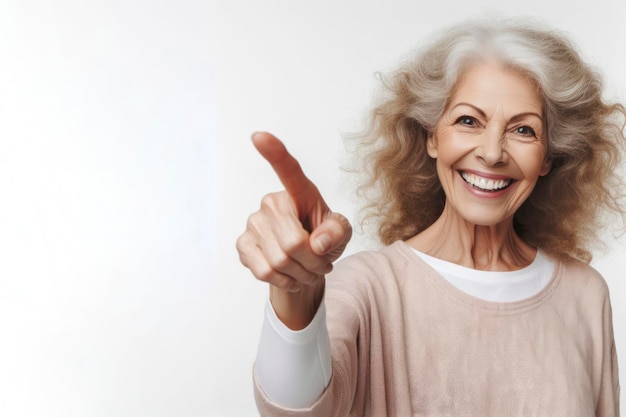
[410, 247, 555, 302]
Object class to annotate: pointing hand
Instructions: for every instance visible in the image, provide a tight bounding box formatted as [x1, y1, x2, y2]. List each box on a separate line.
[236, 132, 352, 329]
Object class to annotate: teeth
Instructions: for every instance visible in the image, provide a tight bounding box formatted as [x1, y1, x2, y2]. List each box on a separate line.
[461, 172, 511, 191]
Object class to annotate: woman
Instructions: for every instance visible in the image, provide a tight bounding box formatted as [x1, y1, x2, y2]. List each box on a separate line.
[237, 19, 624, 416]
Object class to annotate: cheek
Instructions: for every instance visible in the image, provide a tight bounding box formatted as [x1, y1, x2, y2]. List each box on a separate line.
[433, 131, 471, 163]
[520, 152, 549, 178]
[508, 142, 549, 178]
[435, 150, 460, 177]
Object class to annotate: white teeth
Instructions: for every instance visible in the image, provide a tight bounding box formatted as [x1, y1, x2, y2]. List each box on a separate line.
[461, 172, 511, 191]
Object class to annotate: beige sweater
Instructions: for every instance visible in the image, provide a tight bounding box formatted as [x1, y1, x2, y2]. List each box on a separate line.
[254, 241, 620, 416]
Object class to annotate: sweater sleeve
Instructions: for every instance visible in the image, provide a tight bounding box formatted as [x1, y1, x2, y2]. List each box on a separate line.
[255, 298, 332, 408]
[595, 290, 620, 417]
[253, 266, 366, 417]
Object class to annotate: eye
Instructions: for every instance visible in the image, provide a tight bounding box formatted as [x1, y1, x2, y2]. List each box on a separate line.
[514, 125, 536, 137]
[455, 116, 477, 127]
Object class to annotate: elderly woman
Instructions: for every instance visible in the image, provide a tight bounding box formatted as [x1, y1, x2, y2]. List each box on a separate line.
[236, 19, 624, 416]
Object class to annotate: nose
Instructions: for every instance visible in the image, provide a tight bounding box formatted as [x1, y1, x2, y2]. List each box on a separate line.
[474, 127, 508, 167]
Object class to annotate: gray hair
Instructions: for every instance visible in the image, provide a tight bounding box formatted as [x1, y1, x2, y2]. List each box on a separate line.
[357, 18, 625, 262]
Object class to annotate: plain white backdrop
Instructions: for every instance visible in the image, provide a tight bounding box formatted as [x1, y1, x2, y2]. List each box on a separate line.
[0, 1, 624, 416]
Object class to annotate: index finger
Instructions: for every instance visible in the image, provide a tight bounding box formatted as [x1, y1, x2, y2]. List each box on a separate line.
[251, 132, 323, 204]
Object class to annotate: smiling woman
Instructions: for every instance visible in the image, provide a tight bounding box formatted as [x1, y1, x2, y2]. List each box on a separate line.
[236, 18, 625, 416]
[357, 21, 625, 264]
[409, 62, 553, 269]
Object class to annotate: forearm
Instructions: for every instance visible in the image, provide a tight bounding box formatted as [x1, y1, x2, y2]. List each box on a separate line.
[255, 297, 332, 408]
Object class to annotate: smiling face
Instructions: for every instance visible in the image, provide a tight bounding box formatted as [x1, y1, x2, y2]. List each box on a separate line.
[427, 62, 551, 227]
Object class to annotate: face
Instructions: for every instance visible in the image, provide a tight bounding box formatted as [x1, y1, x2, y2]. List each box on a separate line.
[427, 62, 551, 227]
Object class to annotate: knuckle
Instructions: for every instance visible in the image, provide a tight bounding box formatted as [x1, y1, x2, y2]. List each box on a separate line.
[245, 211, 262, 231]
[235, 233, 249, 253]
[344, 219, 353, 235]
[253, 262, 275, 283]
[236, 235, 255, 267]
[237, 253, 249, 269]
[267, 250, 291, 271]
[260, 192, 281, 210]
[281, 231, 309, 255]
[335, 213, 353, 234]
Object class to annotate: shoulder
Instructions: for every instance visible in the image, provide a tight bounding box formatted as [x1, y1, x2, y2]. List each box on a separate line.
[330, 241, 419, 282]
[558, 258, 609, 293]
[552, 257, 611, 307]
[337, 241, 414, 268]
[325, 241, 429, 304]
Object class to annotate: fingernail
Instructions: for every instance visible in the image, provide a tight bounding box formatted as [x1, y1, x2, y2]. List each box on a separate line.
[313, 234, 331, 254]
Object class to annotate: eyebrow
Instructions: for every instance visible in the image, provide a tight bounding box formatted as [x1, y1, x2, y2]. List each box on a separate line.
[451, 102, 543, 122]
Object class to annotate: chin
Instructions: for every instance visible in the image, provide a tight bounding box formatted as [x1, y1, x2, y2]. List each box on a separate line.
[455, 207, 513, 228]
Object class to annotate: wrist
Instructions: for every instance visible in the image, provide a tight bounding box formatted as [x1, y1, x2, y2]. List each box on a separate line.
[269, 278, 325, 330]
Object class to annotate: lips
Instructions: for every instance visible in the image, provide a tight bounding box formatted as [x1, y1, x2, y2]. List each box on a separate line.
[460, 171, 512, 191]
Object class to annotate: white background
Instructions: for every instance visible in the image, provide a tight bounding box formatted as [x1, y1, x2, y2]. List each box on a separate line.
[0, 1, 624, 416]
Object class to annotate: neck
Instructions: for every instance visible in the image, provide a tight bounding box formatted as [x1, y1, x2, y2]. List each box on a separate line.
[406, 202, 536, 271]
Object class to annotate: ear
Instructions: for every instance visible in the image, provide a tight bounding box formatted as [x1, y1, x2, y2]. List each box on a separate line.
[426, 132, 438, 158]
[539, 157, 552, 176]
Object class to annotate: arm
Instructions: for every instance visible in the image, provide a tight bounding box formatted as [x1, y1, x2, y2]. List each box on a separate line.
[253, 283, 364, 417]
[236, 132, 352, 412]
[596, 291, 620, 417]
[255, 299, 332, 408]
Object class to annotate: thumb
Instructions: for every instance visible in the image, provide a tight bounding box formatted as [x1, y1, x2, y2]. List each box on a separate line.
[310, 212, 353, 260]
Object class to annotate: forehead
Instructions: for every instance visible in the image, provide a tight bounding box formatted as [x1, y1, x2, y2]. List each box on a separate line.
[449, 62, 543, 113]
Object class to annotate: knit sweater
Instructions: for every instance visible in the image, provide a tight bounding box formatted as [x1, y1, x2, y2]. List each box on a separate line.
[253, 241, 620, 417]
